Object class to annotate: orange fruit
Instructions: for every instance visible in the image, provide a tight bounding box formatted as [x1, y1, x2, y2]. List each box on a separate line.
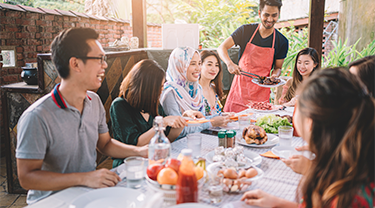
[194, 166, 204, 180]
[157, 167, 178, 185]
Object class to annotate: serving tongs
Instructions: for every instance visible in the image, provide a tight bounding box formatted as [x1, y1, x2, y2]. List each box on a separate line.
[240, 70, 266, 84]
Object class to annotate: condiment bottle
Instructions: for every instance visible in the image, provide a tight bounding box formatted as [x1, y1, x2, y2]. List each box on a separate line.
[226, 130, 235, 148]
[176, 149, 198, 204]
[148, 116, 171, 165]
[218, 130, 226, 147]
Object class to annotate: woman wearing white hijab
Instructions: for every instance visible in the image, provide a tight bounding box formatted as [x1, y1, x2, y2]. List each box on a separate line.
[161, 46, 230, 139]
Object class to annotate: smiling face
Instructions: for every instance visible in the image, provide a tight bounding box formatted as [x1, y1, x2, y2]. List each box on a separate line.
[259, 5, 280, 30]
[186, 52, 201, 82]
[297, 54, 317, 78]
[201, 55, 220, 81]
[79, 39, 107, 90]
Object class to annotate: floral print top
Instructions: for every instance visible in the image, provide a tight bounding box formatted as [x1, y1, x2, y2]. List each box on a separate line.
[203, 93, 223, 116]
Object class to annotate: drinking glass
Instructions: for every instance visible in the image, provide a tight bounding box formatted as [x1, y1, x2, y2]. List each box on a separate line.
[278, 126, 294, 147]
[208, 174, 223, 203]
[187, 133, 202, 158]
[238, 115, 250, 129]
[124, 157, 145, 188]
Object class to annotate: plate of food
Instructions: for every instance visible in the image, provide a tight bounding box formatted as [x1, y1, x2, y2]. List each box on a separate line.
[183, 117, 210, 126]
[252, 77, 286, 88]
[248, 102, 280, 112]
[238, 128, 279, 148]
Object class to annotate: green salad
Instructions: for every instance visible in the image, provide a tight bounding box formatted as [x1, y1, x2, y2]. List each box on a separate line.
[255, 114, 292, 134]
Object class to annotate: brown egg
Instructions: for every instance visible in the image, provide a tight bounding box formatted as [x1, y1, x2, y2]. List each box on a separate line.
[238, 170, 246, 178]
[233, 179, 242, 188]
[222, 178, 233, 187]
[245, 168, 258, 178]
[223, 168, 238, 179]
[218, 169, 223, 174]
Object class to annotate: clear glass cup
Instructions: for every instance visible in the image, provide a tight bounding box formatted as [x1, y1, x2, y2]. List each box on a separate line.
[124, 157, 145, 189]
[187, 133, 202, 158]
[278, 126, 294, 147]
[250, 113, 258, 125]
[238, 115, 250, 128]
[208, 174, 223, 203]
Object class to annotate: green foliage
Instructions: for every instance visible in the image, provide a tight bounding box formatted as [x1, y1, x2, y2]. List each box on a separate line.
[322, 38, 375, 68]
[2, 0, 34, 6]
[173, 0, 258, 48]
[33, 0, 84, 13]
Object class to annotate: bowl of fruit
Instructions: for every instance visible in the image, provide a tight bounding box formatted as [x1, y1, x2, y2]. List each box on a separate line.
[206, 162, 264, 193]
[146, 158, 206, 191]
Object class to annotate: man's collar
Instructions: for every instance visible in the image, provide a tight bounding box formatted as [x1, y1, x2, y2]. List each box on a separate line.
[51, 84, 92, 109]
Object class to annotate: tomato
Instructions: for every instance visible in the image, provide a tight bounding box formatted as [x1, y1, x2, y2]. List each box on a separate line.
[147, 163, 164, 180]
[165, 158, 181, 174]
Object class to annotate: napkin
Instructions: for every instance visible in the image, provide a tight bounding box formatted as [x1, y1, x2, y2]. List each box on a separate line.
[260, 151, 280, 159]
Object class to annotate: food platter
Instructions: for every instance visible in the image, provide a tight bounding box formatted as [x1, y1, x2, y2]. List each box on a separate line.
[183, 117, 210, 126]
[237, 133, 279, 148]
[205, 150, 262, 167]
[272, 146, 316, 160]
[250, 108, 279, 113]
[252, 78, 286, 88]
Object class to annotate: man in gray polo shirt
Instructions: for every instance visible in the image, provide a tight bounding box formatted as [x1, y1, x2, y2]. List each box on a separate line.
[16, 28, 148, 204]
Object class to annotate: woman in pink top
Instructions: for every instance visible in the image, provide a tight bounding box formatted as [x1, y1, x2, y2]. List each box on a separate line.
[279, 48, 320, 106]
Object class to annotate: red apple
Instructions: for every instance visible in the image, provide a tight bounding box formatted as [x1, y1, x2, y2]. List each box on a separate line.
[165, 158, 181, 174]
[147, 163, 164, 180]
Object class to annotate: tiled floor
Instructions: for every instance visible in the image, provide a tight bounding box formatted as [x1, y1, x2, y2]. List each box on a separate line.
[0, 156, 113, 208]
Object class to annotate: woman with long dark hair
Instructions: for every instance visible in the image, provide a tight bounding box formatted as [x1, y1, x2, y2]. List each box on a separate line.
[349, 55, 375, 96]
[241, 68, 374, 207]
[199, 50, 224, 116]
[279, 47, 320, 106]
[110, 59, 186, 168]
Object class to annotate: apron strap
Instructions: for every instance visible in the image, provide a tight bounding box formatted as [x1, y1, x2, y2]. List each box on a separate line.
[249, 24, 260, 43]
[272, 28, 276, 49]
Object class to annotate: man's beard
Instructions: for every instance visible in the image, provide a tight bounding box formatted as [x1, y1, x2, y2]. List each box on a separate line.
[262, 21, 275, 29]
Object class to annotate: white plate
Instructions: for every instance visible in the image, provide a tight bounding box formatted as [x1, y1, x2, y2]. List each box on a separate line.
[237, 134, 279, 148]
[271, 146, 297, 159]
[252, 78, 286, 88]
[205, 150, 262, 167]
[170, 203, 216, 208]
[70, 187, 146, 208]
[271, 146, 316, 160]
[284, 107, 295, 113]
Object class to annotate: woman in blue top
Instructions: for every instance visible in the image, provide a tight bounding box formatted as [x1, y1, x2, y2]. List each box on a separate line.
[199, 50, 224, 116]
[160, 47, 231, 139]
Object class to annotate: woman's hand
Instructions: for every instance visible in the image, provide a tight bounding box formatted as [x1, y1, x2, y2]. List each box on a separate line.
[241, 189, 280, 207]
[182, 110, 205, 119]
[281, 155, 311, 175]
[163, 116, 187, 128]
[295, 145, 309, 151]
[210, 116, 231, 127]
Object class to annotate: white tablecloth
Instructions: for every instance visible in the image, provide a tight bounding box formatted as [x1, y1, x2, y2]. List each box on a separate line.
[27, 108, 304, 208]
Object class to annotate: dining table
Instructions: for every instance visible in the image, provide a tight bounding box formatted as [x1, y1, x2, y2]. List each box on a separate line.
[26, 107, 307, 208]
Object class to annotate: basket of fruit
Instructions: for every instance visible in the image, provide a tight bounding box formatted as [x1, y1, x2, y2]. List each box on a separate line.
[206, 162, 264, 193]
[146, 158, 206, 205]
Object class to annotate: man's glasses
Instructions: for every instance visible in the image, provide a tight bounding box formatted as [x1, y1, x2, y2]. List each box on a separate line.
[76, 55, 107, 65]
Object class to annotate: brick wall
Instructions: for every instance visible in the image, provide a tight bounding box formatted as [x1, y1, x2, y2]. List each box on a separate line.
[0, 3, 162, 153]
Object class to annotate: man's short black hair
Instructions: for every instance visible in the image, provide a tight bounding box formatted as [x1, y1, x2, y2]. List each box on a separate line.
[259, 0, 283, 11]
[51, 28, 99, 79]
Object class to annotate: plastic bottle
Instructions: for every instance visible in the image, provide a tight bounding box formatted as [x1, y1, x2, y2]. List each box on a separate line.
[148, 116, 171, 165]
[176, 149, 198, 204]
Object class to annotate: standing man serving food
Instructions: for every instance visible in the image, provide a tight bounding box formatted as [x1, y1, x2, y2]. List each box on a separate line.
[16, 28, 148, 204]
[218, 0, 289, 112]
